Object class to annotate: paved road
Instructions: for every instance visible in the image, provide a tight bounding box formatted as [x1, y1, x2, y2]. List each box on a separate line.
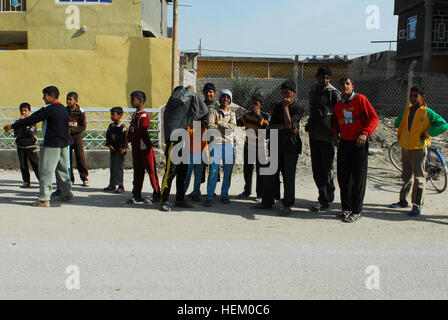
[1, 169, 447, 299]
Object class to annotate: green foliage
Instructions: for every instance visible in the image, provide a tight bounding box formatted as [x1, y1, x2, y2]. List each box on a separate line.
[231, 72, 262, 109]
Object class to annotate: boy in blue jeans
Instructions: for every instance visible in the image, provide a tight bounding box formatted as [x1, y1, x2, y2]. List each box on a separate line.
[205, 89, 237, 207]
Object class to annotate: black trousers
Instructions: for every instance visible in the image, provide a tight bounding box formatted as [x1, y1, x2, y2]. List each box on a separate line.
[337, 140, 368, 215]
[243, 147, 262, 197]
[262, 150, 298, 208]
[17, 147, 40, 183]
[161, 141, 188, 203]
[70, 134, 89, 183]
[310, 139, 335, 205]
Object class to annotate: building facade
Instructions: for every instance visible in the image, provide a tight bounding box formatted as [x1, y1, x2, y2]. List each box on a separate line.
[394, 0, 448, 73]
[0, 0, 173, 109]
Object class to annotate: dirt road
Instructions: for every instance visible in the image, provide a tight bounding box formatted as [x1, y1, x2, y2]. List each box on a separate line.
[0, 151, 447, 300]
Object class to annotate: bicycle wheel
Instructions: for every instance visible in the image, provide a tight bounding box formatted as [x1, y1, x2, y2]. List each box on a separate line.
[389, 141, 402, 171]
[426, 148, 447, 193]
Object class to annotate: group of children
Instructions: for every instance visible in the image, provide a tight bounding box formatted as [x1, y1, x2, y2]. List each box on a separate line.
[10, 91, 90, 192]
[4, 67, 448, 221]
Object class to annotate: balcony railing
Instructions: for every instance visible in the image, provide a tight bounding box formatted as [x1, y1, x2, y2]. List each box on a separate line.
[0, 0, 26, 12]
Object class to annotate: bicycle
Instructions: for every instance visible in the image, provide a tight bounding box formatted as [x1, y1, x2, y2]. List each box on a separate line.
[389, 141, 448, 193]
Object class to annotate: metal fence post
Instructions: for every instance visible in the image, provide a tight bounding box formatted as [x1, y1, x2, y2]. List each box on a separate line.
[407, 60, 418, 105]
[294, 55, 299, 92]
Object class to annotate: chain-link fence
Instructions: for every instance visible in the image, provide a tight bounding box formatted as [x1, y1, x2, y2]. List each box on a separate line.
[0, 107, 162, 150]
[2, 65, 447, 151]
[196, 65, 448, 121]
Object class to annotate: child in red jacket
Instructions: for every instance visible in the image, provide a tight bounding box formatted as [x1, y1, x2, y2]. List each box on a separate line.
[127, 91, 161, 204]
[332, 77, 379, 223]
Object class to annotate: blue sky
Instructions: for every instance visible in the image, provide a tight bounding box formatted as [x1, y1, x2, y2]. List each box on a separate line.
[170, 0, 398, 58]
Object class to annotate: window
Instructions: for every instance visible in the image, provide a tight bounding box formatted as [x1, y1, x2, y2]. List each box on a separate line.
[407, 15, 417, 40]
[1, 0, 27, 12]
[57, 0, 112, 4]
[432, 10, 448, 48]
[398, 29, 406, 39]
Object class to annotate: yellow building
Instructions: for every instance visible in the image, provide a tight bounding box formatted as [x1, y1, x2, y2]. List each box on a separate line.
[0, 0, 173, 109]
[197, 56, 350, 80]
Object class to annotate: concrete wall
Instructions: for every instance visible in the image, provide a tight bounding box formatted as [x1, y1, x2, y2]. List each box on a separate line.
[141, 0, 170, 38]
[0, 0, 144, 50]
[0, 36, 172, 109]
[180, 69, 197, 87]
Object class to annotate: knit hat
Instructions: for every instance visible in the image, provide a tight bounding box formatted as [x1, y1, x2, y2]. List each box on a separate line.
[218, 89, 233, 103]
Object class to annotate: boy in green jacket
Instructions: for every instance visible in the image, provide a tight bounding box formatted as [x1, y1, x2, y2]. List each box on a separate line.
[392, 87, 448, 216]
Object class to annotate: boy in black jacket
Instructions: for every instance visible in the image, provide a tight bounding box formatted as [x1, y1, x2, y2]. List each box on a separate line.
[67, 92, 89, 187]
[306, 66, 341, 212]
[4, 86, 73, 207]
[104, 107, 128, 193]
[14, 103, 40, 188]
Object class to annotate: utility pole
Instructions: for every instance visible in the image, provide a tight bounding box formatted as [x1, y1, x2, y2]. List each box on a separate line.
[423, 0, 434, 73]
[171, 0, 179, 90]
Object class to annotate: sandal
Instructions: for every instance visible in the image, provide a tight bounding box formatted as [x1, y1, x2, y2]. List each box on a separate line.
[343, 212, 362, 223]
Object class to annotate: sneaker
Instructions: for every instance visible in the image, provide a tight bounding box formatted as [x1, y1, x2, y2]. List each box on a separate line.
[153, 193, 162, 202]
[32, 200, 50, 207]
[103, 186, 115, 192]
[51, 189, 62, 197]
[237, 192, 251, 199]
[114, 186, 125, 194]
[61, 196, 74, 203]
[175, 200, 194, 208]
[409, 205, 421, 217]
[310, 202, 330, 212]
[191, 195, 201, 202]
[221, 197, 231, 204]
[336, 210, 351, 218]
[127, 197, 143, 204]
[279, 206, 292, 217]
[160, 202, 172, 212]
[82, 180, 89, 187]
[251, 203, 272, 210]
[144, 193, 161, 204]
[343, 212, 362, 223]
[20, 182, 31, 189]
[391, 201, 408, 208]
[188, 191, 201, 199]
[204, 199, 213, 207]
